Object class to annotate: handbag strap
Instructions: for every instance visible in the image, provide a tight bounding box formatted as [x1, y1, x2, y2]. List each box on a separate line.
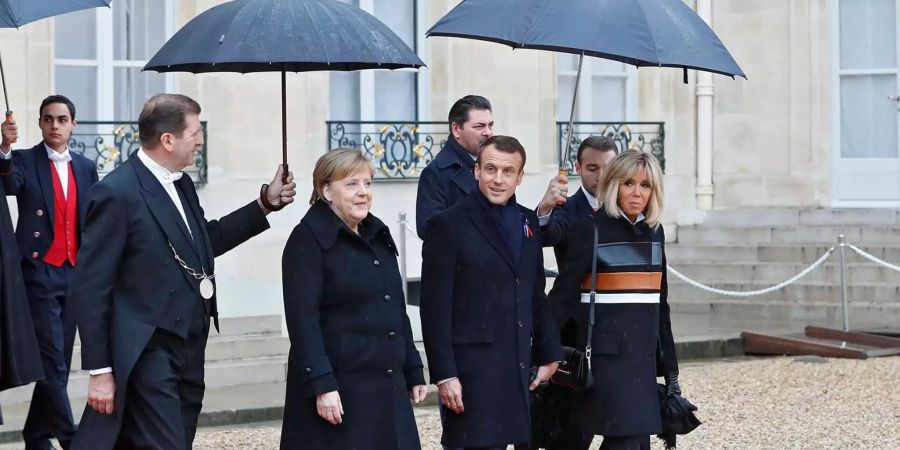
[585, 222, 599, 369]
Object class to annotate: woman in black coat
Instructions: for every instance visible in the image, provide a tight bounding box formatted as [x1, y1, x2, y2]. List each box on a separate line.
[280, 148, 427, 450]
[547, 150, 679, 450]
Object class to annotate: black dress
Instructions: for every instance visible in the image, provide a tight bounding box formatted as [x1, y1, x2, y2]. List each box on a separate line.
[280, 200, 425, 450]
[547, 209, 678, 438]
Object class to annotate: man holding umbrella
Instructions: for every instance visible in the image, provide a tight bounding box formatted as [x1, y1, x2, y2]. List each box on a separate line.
[71, 94, 296, 450]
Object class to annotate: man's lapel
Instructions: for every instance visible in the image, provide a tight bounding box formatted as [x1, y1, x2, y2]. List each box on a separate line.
[33, 146, 55, 222]
[176, 176, 214, 269]
[129, 156, 204, 295]
[468, 203, 516, 273]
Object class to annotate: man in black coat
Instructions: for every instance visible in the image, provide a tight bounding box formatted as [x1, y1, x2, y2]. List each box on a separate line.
[421, 135, 562, 450]
[1, 95, 99, 450]
[415, 95, 493, 239]
[70, 94, 296, 450]
[530, 136, 618, 450]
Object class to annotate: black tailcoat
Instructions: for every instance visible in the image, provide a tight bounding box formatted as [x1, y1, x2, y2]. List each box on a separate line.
[414, 137, 476, 239]
[420, 191, 562, 448]
[0, 142, 98, 265]
[70, 154, 269, 449]
[548, 210, 678, 437]
[280, 200, 425, 450]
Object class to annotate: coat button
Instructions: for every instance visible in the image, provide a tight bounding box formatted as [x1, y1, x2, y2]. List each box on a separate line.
[305, 367, 312, 374]
[35, 209, 43, 216]
[31, 252, 39, 258]
[373, 260, 380, 266]
[32, 231, 40, 238]
[518, 321, 524, 328]
[169, 289, 176, 297]
[383, 294, 391, 302]
[388, 331, 396, 339]
[519, 362, 525, 369]
[387, 369, 394, 376]
[175, 317, 182, 323]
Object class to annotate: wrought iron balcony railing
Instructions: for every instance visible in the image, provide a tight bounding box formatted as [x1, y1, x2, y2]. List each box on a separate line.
[327, 121, 448, 180]
[557, 122, 665, 174]
[69, 121, 209, 184]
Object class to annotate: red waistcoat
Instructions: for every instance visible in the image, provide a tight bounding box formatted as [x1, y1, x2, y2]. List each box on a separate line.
[43, 162, 78, 267]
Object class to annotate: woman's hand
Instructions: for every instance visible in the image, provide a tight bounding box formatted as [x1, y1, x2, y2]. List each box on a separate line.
[409, 384, 428, 404]
[316, 390, 344, 425]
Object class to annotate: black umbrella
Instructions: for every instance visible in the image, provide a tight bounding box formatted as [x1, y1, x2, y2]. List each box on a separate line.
[427, 0, 746, 174]
[0, 0, 112, 143]
[144, 0, 424, 179]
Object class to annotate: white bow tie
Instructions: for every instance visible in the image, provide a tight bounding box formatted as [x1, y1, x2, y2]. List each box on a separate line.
[162, 171, 184, 184]
[48, 152, 72, 163]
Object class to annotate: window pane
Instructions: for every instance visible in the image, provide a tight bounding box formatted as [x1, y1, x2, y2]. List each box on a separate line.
[114, 67, 166, 121]
[114, 0, 167, 61]
[840, 0, 896, 70]
[375, 0, 413, 46]
[557, 54, 580, 73]
[330, 72, 360, 121]
[55, 9, 96, 59]
[557, 74, 577, 122]
[375, 71, 415, 120]
[591, 76, 626, 121]
[590, 57, 626, 74]
[56, 66, 98, 121]
[840, 74, 898, 158]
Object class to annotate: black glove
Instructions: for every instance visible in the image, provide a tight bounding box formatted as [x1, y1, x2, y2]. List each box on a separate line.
[665, 373, 681, 397]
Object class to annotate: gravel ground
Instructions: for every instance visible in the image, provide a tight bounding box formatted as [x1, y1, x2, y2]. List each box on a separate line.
[194, 356, 900, 449]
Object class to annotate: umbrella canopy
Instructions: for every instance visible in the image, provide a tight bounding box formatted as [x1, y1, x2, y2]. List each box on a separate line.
[427, 0, 743, 78]
[0, 0, 111, 28]
[1, 0, 113, 140]
[145, 0, 423, 181]
[144, 0, 423, 73]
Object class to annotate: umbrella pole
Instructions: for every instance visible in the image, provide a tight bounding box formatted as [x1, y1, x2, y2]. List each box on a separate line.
[0, 51, 15, 144]
[281, 70, 288, 183]
[561, 53, 584, 174]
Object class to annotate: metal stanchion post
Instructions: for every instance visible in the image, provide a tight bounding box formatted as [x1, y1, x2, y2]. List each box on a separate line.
[838, 234, 850, 331]
[399, 212, 408, 300]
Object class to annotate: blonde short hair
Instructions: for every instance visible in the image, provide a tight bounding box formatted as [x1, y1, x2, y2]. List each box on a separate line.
[597, 150, 664, 228]
[309, 148, 375, 205]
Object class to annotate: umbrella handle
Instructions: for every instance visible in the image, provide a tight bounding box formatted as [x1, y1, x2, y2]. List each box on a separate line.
[556, 168, 568, 205]
[4, 112, 15, 145]
[282, 162, 289, 184]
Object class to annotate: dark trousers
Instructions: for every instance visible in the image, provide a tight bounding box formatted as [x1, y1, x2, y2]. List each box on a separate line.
[23, 263, 76, 450]
[114, 299, 209, 450]
[598, 436, 650, 450]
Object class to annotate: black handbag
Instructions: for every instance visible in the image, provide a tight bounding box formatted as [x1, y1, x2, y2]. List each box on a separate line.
[551, 223, 599, 392]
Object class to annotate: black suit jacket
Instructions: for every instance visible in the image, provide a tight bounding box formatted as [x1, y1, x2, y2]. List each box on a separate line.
[414, 137, 476, 239]
[420, 191, 562, 448]
[0, 142, 99, 268]
[70, 153, 269, 449]
[540, 187, 594, 264]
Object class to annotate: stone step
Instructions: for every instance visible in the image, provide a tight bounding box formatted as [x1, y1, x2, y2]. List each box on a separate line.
[696, 208, 900, 227]
[215, 314, 283, 336]
[667, 280, 900, 303]
[670, 300, 900, 331]
[667, 244, 900, 264]
[668, 261, 899, 285]
[676, 225, 900, 245]
[0, 354, 288, 406]
[68, 332, 289, 372]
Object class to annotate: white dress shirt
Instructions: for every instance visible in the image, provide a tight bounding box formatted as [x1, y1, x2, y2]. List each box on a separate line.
[0, 145, 73, 198]
[136, 148, 191, 238]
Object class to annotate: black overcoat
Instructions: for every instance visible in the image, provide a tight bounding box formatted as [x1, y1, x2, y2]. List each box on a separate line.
[420, 191, 562, 448]
[548, 210, 678, 437]
[0, 181, 43, 392]
[414, 137, 476, 239]
[70, 154, 270, 449]
[280, 200, 425, 450]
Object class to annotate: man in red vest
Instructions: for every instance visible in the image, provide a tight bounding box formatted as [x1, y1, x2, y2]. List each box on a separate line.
[0, 95, 99, 450]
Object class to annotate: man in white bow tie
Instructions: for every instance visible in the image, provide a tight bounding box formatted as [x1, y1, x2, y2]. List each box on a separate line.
[69, 93, 297, 450]
[0, 95, 99, 450]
